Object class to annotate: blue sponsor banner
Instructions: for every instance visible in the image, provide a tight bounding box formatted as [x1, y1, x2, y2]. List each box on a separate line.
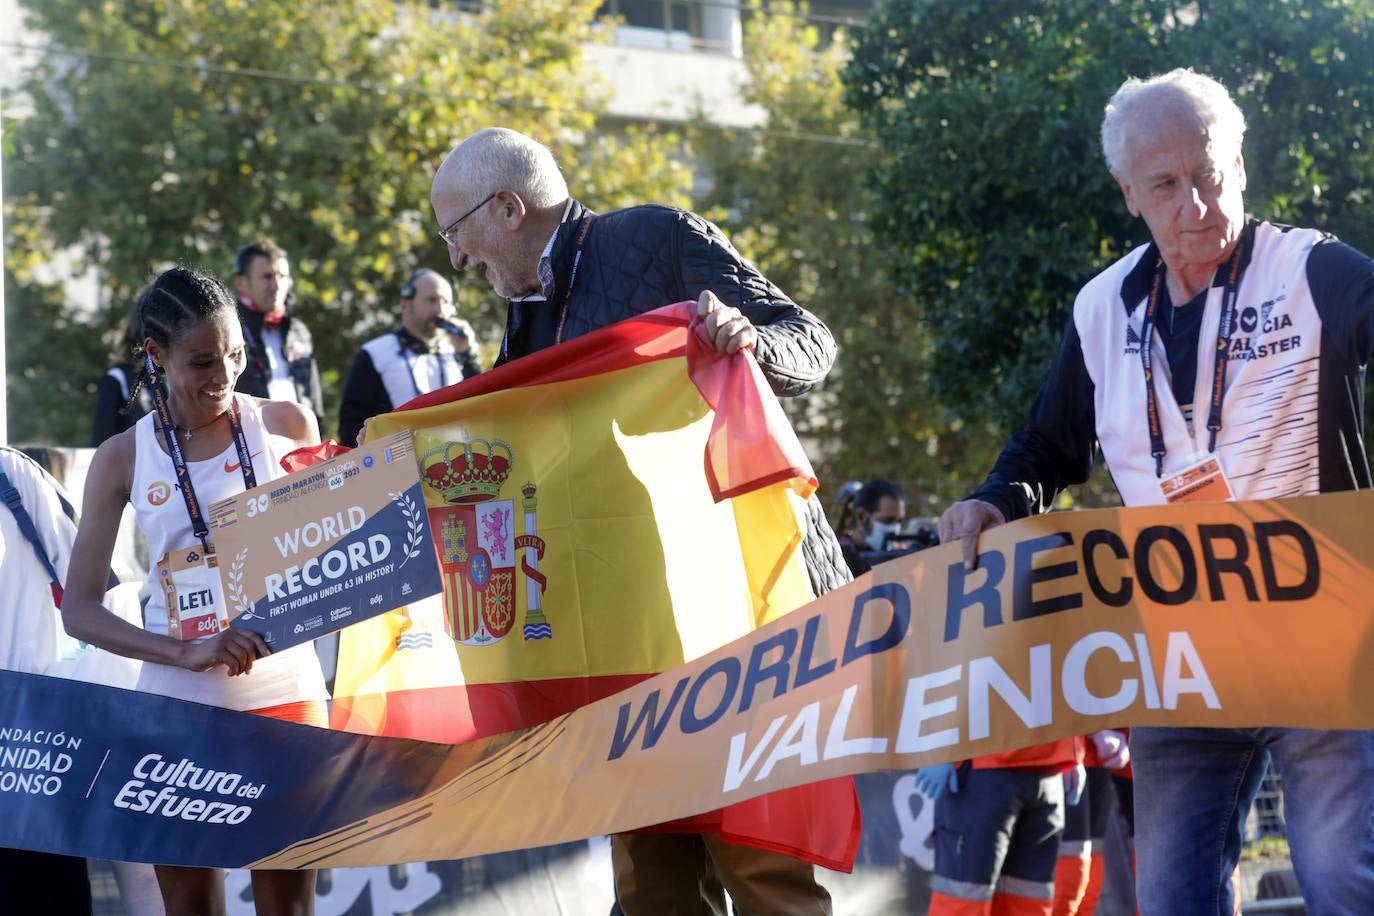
[7, 665, 1143, 915]
[0, 670, 461, 867]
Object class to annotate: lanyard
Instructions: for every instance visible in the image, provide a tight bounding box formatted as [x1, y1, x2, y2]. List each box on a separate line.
[144, 354, 257, 552]
[1139, 235, 1248, 477]
[553, 214, 596, 346]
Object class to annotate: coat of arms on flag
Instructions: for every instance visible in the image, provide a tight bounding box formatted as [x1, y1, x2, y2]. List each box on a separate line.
[421, 436, 549, 645]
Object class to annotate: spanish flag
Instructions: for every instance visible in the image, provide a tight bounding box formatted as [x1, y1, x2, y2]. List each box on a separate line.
[330, 302, 860, 871]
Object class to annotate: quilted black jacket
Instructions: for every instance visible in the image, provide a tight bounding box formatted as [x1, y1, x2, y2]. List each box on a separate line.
[500, 199, 852, 596]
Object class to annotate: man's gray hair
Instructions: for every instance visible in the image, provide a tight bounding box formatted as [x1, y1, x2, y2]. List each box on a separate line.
[448, 127, 569, 209]
[1100, 68, 1247, 174]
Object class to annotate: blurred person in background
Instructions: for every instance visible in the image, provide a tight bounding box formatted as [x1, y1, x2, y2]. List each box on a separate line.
[1052, 730, 1131, 916]
[916, 739, 1085, 916]
[231, 238, 324, 422]
[90, 307, 159, 446]
[834, 478, 907, 576]
[337, 268, 482, 447]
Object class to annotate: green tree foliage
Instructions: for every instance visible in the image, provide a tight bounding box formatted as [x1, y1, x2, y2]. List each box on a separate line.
[694, 2, 1003, 514]
[844, 0, 1374, 433]
[4, 0, 691, 444]
[4, 199, 112, 449]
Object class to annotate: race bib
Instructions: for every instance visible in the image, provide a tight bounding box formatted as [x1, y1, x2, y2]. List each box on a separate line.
[1160, 455, 1234, 504]
[157, 546, 229, 641]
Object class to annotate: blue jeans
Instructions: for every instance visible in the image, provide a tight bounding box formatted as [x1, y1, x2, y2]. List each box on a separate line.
[1132, 726, 1374, 916]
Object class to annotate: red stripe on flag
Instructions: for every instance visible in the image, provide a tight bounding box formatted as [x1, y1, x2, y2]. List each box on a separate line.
[395, 302, 816, 502]
[398, 308, 690, 408]
[328, 675, 652, 745]
[639, 778, 862, 873]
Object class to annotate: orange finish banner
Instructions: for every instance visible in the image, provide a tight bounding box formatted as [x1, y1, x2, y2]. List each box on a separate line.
[249, 487, 1374, 868]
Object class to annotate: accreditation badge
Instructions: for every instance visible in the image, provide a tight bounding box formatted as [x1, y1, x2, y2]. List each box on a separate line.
[157, 546, 230, 641]
[1159, 455, 1234, 504]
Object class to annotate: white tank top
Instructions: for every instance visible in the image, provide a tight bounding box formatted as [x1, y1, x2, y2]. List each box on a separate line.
[130, 394, 326, 710]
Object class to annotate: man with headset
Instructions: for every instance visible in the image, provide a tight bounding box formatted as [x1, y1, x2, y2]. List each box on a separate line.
[231, 238, 325, 421]
[337, 268, 482, 447]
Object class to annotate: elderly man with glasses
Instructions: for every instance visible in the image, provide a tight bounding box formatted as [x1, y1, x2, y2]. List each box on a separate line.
[430, 126, 855, 916]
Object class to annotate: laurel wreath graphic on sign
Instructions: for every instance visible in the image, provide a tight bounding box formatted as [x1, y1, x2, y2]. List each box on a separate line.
[228, 548, 259, 619]
[391, 489, 425, 570]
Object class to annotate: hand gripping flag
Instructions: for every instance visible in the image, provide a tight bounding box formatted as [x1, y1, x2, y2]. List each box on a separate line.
[328, 302, 860, 870]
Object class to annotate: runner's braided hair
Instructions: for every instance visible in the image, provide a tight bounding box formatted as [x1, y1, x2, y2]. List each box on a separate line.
[125, 266, 237, 412]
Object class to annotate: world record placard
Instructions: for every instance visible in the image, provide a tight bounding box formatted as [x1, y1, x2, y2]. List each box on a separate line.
[207, 430, 442, 650]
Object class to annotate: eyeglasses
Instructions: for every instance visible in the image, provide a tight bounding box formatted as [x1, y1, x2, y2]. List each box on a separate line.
[437, 192, 497, 246]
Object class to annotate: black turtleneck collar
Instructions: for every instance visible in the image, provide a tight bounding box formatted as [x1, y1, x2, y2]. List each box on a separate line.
[1118, 217, 1258, 313]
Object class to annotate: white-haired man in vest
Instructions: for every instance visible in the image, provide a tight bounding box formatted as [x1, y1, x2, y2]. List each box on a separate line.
[939, 68, 1374, 915]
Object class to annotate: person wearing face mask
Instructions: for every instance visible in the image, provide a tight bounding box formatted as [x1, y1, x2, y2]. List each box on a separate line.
[835, 478, 906, 576]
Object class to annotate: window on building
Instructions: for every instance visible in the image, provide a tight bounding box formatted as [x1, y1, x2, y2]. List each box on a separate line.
[597, 1, 726, 53]
[443, 1, 873, 55]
